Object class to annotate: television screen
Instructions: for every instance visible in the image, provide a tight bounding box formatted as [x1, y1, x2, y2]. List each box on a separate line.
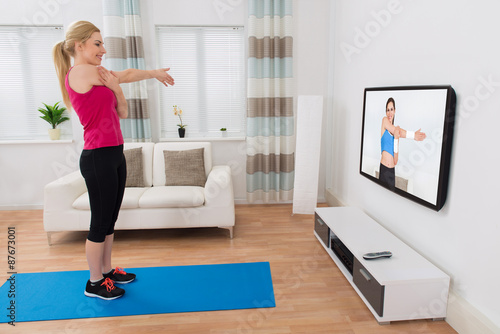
[360, 85, 456, 211]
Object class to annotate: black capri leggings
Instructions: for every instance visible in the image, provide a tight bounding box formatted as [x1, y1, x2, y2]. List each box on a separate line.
[379, 163, 395, 190]
[80, 145, 126, 243]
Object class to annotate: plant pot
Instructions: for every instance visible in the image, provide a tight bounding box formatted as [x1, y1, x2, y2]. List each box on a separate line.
[178, 128, 185, 138]
[48, 128, 61, 140]
[221, 131, 227, 137]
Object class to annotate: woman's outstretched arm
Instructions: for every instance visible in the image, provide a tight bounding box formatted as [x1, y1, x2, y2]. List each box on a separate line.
[383, 118, 426, 141]
[398, 128, 426, 141]
[112, 68, 175, 87]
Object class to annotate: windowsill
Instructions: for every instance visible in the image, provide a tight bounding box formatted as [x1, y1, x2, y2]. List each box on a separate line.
[159, 136, 246, 142]
[0, 138, 74, 145]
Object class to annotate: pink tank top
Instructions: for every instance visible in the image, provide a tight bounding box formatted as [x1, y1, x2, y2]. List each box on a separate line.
[65, 67, 124, 150]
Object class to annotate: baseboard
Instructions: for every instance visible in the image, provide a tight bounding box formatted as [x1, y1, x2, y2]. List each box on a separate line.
[446, 289, 500, 334]
[324, 189, 499, 334]
[234, 198, 327, 205]
[5, 196, 327, 210]
[0, 204, 43, 211]
[325, 188, 345, 207]
[233, 199, 294, 205]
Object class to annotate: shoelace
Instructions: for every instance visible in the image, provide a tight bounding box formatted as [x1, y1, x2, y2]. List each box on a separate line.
[101, 277, 116, 292]
[113, 267, 127, 275]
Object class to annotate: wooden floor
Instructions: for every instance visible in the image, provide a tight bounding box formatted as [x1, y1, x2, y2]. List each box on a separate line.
[0, 205, 457, 334]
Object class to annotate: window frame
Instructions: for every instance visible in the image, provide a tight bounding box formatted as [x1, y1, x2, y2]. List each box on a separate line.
[0, 25, 71, 142]
[155, 25, 247, 140]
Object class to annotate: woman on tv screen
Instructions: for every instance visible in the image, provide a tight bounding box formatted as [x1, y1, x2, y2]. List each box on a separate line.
[379, 97, 426, 189]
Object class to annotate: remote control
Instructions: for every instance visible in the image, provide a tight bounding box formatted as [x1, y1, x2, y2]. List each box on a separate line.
[363, 251, 393, 260]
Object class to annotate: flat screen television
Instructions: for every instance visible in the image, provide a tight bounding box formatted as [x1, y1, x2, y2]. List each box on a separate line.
[360, 85, 456, 211]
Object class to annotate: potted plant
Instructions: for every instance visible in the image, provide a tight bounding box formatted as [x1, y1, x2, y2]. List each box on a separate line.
[173, 105, 187, 138]
[38, 101, 69, 140]
[220, 127, 227, 137]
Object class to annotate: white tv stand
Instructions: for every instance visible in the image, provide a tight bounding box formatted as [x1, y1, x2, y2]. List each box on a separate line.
[314, 207, 450, 324]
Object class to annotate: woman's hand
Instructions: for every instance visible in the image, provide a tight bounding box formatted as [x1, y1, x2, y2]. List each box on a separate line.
[415, 128, 426, 141]
[98, 66, 121, 92]
[152, 68, 175, 87]
[97, 66, 128, 119]
[394, 126, 401, 139]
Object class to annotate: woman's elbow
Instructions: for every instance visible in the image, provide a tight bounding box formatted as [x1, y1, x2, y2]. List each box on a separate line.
[118, 108, 128, 119]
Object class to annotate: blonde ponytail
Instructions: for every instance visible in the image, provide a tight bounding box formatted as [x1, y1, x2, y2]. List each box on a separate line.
[52, 21, 100, 110]
[52, 40, 72, 109]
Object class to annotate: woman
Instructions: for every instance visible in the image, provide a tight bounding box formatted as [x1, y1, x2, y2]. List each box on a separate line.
[52, 21, 174, 300]
[379, 97, 426, 189]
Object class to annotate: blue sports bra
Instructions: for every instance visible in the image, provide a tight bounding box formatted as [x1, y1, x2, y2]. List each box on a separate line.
[381, 129, 394, 156]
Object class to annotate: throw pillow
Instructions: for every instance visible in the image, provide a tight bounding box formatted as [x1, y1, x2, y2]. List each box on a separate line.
[163, 148, 206, 187]
[124, 147, 145, 187]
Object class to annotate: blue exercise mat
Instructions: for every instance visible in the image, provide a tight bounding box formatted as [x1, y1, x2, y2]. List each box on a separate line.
[0, 262, 275, 323]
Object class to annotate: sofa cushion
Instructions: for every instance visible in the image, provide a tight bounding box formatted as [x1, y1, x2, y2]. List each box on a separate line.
[123, 142, 155, 187]
[163, 148, 207, 187]
[152, 142, 212, 187]
[124, 147, 145, 187]
[139, 186, 205, 208]
[72, 187, 148, 210]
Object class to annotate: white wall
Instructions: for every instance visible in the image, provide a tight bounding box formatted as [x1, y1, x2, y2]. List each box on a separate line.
[0, 0, 100, 209]
[2, 0, 497, 331]
[327, 0, 500, 331]
[0, 0, 329, 207]
[294, 0, 331, 205]
[142, 0, 249, 203]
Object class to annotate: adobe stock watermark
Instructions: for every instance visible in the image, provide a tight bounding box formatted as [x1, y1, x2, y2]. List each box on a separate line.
[178, 158, 244, 235]
[213, 0, 244, 21]
[395, 74, 499, 181]
[404, 282, 450, 331]
[51, 142, 84, 181]
[9, 0, 68, 46]
[405, 281, 467, 332]
[221, 245, 326, 334]
[22, 0, 69, 26]
[64, 299, 108, 334]
[395, 127, 443, 181]
[458, 74, 499, 120]
[340, 0, 403, 64]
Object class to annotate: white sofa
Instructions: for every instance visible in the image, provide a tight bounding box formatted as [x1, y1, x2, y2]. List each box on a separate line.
[43, 142, 235, 245]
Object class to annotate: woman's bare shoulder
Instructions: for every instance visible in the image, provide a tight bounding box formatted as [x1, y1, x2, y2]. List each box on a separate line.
[70, 64, 99, 77]
[381, 116, 390, 127]
[69, 65, 102, 87]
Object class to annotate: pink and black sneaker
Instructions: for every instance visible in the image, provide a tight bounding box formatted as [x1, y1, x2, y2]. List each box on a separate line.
[103, 267, 136, 284]
[84, 277, 125, 300]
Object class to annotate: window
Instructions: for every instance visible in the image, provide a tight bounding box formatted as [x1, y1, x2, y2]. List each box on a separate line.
[156, 26, 246, 138]
[0, 26, 68, 141]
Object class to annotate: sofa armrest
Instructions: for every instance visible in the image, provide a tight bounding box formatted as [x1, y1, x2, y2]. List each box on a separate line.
[204, 165, 234, 207]
[44, 170, 87, 212]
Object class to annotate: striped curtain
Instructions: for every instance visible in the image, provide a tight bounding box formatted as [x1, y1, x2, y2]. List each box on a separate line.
[102, 0, 151, 141]
[247, 0, 294, 203]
